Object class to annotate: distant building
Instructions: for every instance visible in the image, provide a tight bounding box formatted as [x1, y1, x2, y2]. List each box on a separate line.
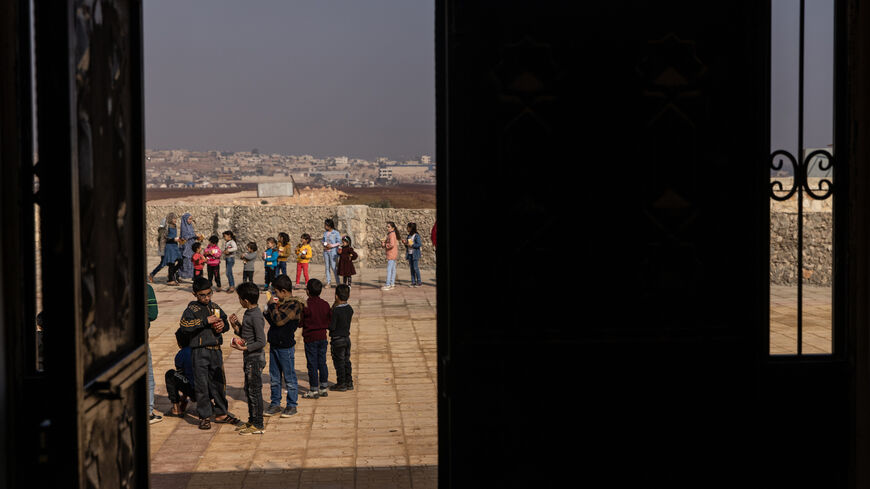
[257, 179, 295, 198]
[384, 164, 432, 182]
[421, 155, 431, 165]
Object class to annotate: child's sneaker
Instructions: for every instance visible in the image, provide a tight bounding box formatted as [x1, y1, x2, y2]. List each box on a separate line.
[238, 425, 264, 435]
[264, 405, 282, 417]
[281, 406, 297, 417]
[318, 388, 329, 397]
[149, 413, 163, 424]
[301, 390, 319, 399]
[234, 422, 252, 431]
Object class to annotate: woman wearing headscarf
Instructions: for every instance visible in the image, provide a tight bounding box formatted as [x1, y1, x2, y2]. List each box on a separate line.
[161, 213, 183, 286]
[178, 213, 202, 282]
[148, 217, 169, 283]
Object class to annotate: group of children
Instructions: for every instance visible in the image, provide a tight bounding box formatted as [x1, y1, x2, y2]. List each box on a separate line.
[165, 273, 354, 435]
[185, 228, 359, 294]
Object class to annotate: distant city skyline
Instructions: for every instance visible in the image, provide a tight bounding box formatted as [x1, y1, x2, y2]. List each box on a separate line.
[144, 147, 432, 163]
[143, 1, 434, 161]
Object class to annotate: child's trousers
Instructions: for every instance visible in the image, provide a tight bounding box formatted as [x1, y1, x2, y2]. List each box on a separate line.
[207, 264, 221, 288]
[304, 340, 329, 390]
[264, 266, 276, 289]
[330, 336, 352, 386]
[269, 347, 298, 407]
[191, 347, 228, 419]
[296, 263, 309, 285]
[243, 356, 265, 428]
[165, 368, 194, 403]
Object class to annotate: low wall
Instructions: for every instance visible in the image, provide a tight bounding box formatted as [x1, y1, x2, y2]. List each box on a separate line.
[770, 191, 832, 286]
[146, 205, 436, 268]
[145, 199, 826, 285]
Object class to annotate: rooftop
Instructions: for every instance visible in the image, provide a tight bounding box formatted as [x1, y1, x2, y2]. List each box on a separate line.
[146, 256, 437, 489]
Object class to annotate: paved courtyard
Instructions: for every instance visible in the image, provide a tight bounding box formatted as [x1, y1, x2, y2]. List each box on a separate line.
[770, 285, 832, 354]
[146, 256, 437, 489]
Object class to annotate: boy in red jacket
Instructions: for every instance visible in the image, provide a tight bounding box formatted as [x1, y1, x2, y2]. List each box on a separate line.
[301, 278, 332, 398]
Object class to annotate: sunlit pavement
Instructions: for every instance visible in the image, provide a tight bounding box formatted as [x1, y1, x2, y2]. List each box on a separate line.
[147, 256, 437, 489]
[770, 285, 832, 354]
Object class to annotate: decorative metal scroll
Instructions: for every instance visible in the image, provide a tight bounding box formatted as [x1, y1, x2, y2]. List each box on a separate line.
[769, 149, 834, 201]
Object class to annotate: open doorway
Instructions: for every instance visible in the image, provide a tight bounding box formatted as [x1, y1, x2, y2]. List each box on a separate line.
[769, 0, 835, 355]
[141, 2, 437, 487]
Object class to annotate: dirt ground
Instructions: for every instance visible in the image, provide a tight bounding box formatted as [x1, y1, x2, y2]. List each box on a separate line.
[337, 184, 436, 209]
[146, 184, 436, 208]
[146, 186, 348, 206]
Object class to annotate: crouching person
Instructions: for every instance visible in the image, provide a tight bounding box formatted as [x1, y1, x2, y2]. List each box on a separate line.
[164, 346, 195, 417]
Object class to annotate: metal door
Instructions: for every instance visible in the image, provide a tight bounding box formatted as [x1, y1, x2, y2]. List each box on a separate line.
[4, 1, 150, 487]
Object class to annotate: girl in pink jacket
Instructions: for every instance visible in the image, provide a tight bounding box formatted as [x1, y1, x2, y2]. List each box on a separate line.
[204, 235, 223, 290]
[381, 222, 400, 290]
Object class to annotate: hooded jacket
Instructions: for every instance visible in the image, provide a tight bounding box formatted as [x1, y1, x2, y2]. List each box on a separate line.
[264, 296, 305, 348]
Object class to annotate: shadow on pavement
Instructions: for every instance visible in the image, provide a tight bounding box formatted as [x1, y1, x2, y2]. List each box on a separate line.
[151, 465, 437, 489]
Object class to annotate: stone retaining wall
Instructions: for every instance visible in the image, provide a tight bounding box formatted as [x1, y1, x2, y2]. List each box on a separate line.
[146, 205, 436, 268]
[145, 199, 827, 285]
[770, 187, 832, 285]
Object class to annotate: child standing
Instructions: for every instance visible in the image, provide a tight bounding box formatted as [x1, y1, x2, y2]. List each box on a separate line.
[404, 222, 423, 287]
[191, 242, 206, 279]
[276, 232, 291, 277]
[295, 233, 313, 289]
[263, 275, 305, 417]
[204, 235, 223, 290]
[222, 231, 238, 294]
[336, 236, 358, 287]
[263, 237, 279, 291]
[381, 222, 399, 290]
[328, 284, 354, 391]
[177, 277, 238, 430]
[241, 242, 258, 285]
[301, 279, 331, 398]
[322, 219, 342, 287]
[229, 282, 267, 435]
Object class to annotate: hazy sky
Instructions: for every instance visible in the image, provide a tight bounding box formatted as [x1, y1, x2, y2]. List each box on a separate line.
[143, 0, 434, 160]
[143, 1, 829, 160]
[771, 0, 834, 153]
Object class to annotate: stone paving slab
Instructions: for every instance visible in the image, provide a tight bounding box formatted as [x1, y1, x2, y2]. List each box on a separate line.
[146, 256, 437, 489]
[770, 285, 832, 354]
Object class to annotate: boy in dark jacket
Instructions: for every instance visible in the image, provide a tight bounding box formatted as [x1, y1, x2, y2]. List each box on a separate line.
[178, 277, 237, 429]
[229, 282, 268, 435]
[263, 275, 305, 417]
[301, 279, 332, 398]
[329, 284, 354, 391]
